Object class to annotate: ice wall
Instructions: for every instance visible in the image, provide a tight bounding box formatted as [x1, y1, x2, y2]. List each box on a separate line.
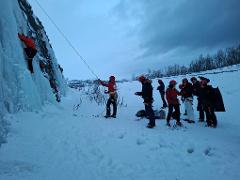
[0, 0, 66, 118]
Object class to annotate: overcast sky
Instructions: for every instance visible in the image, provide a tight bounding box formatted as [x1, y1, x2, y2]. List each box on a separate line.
[28, 0, 240, 80]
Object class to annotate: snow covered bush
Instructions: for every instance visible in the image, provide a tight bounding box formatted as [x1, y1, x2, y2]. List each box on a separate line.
[69, 80, 127, 108]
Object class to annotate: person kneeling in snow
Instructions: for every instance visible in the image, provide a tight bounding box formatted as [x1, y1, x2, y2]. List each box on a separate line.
[99, 76, 117, 118]
[135, 76, 156, 128]
[18, 32, 37, 73]
[166, 80, 182, 127]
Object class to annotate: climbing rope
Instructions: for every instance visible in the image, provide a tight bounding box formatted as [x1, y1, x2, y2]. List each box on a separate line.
[33, 0, 99, 79]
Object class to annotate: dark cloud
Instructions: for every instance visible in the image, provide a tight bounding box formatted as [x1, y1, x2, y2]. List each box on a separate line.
[115, 0, 240, 57]
[29, 0, 240, 79]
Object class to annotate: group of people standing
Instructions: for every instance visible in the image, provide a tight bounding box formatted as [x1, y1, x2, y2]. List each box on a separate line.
[135, 75, 218, 128]
[99, 74, 219, 129]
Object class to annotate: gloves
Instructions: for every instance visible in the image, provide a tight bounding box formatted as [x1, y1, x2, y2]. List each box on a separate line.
[18, 33, 23, 37]
[135, 92, 142, 96]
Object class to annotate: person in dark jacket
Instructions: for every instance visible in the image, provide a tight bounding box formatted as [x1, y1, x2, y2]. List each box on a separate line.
[191, 77, 204, 122]
[166, 80, 182, 127]
[18, 33, 37, 73]
[157, 79, 168, 108]
[180, 78, 195, 123]
[179, 84, 187, 116]
[99, 76, 117, 118]
[135, 76, 156, 128]
[198, 77, 218, 128]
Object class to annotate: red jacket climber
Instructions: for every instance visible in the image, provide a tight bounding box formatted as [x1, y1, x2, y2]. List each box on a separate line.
[18, 33, 36, 49]
[18, 33, 37, 73]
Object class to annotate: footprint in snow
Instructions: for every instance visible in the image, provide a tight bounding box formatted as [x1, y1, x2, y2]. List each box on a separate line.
[149, 146, 160, 151]
[204, 147, 214, 156]
[118, 134, 125, 139]
[0, 161, 37, 175]
[136, 138, 145, 145]
[187, 148, 194, 154]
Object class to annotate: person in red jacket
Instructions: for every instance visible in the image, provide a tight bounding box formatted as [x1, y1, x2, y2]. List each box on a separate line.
[99, 76, 117, 118]
[18, 33, 37, 73]
[166, 80, 182, 127]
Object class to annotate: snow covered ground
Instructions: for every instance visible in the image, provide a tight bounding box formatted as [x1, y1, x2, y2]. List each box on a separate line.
[1, 67, 240, 180]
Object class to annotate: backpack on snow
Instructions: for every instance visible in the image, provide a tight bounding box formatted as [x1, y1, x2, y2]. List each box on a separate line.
[136, 110, 146, 118]
[136, 109, 166, 119]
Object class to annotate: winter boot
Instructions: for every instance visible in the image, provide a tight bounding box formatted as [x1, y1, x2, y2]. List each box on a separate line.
[146, 124, 155, 128]
[111, 115, 116, 118]
[176, 121, 182, 127]
[189, 120, 195, 123]
[166, 122, 171, 127]
[104, 115, 110, 118]
[211, 124, 217, 128]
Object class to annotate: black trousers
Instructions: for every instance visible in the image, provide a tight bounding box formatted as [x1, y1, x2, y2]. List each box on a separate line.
[160, 93, 168, 107]
[204, 106, 217, 127]
[167, 104, 180, 123]
[145, 104, 155, 126]
[24, 48, 37, 73]
[106, 97, 117, 116]
[197, 99, 205, 120]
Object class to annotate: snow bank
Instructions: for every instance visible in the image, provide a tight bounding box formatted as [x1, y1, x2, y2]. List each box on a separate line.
[0, 65, 239, 179]
[1, 67, 240, 179]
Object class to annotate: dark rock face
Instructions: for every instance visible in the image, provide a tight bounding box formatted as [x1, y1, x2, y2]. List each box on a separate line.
[18, 0, 64, 102]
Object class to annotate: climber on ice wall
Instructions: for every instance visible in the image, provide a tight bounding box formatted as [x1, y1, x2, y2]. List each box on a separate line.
[18, 32, 37, 73]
